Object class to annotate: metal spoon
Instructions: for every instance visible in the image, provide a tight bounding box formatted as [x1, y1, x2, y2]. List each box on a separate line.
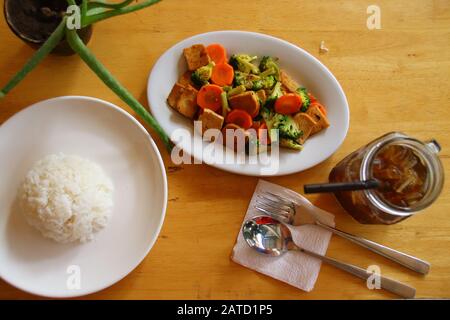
[254, 191, 430, 275]
[242, 215, 416, 299]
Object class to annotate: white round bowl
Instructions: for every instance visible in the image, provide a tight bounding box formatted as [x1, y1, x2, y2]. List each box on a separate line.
[0, 96, 167, 298]
[148, 31, 349, 176]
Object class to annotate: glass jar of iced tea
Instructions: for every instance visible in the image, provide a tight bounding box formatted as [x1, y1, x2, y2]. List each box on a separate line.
[329, 132, 444, 224]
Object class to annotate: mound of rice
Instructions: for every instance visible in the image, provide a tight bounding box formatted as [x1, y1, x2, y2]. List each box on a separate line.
[18, 153, 114, 243]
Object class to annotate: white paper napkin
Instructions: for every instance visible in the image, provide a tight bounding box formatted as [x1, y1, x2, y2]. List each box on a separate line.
[231, 180, 335, 292]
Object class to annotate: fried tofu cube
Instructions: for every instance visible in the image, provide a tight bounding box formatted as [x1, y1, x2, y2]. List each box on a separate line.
[198, 109, 224, 134]
[294, 113, 317, 144]
[176, 87, 199, 119]
[280, 70, 300, 93]
[167, 83, 199, 119]
[167, 83, 185, 108]
[178, 71, 194, 87]
[183, 44, 211, 71]
[228, 91, 260, 117]
[306, 104, 330, 134]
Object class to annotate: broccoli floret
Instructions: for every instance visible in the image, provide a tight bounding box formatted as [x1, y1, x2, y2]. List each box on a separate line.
[262, 75, 276, 90]
[234, 69, 275, 91]
[272, 114, 302, 140]
[234, 71, 262, 90]
[261, 106, 274, 122]
[252, 75, 276, 91]
[264, 81, 283, 107]
[234, 71, 249, 87]
[277, 115, 302, 140]
[261, 107, 302, 141]
[252, 79, 264, 91]
[229, 54, 260, 74]
[259, 67, 276, 78]
[280, 138, 303, 150]
[191, 62, 215, 87]
[268, 113, 286, 129]
[259, 56, 280, 80]
[228, 85, 246, 97]
[296, 87, 311, 112]
[260, 107, 278, 143]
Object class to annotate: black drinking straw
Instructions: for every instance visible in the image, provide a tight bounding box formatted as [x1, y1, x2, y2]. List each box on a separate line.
[304, 179, 381, 194]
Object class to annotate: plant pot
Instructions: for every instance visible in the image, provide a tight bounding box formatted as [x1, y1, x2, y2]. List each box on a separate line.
[4, 0, 93, 56]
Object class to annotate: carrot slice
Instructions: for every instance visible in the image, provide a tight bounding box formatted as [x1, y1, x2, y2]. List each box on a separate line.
[211, 63, 234, 86]
[274, 93, 302, 115]
[197, 84, 223, 112]
[251, 121, 261, 130]
[206, 44, 227, 64]
[225, 109, 253, 130]
[308, 92, 317, 104]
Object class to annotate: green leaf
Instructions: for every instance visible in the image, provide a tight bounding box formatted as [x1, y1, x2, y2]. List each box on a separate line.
[83, 0, 162, 26]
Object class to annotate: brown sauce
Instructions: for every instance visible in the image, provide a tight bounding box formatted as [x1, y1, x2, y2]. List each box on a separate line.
[371, 144, 427, 208]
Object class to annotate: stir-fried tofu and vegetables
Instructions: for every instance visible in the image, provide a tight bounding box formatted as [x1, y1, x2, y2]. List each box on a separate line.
[167, 43, 330, 152]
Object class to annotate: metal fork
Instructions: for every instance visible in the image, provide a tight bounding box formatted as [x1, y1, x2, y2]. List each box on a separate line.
[255, 191, 430, 275]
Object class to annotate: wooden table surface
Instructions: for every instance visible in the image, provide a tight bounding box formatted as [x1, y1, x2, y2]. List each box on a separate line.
[0, 0, 449, 299]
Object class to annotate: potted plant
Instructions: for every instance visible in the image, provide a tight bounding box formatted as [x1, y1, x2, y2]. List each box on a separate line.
[4, 0, 93, 54]
[1, 0, 173, 151]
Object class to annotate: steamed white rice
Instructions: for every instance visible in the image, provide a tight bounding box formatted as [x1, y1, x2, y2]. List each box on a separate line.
[18, 153, 114, 243]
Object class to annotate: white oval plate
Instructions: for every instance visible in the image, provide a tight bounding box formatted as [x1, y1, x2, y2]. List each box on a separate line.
[0, 96, 167, 298]
[148, 31, 349, 176]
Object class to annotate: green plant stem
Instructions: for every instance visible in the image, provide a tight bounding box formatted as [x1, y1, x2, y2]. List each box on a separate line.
[0, 17, 66, 98]
[65, 28, 173, 152]
[88, 0, 134, 10]
[81, 0, 88, 26]
[83, 0, 161, 26]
